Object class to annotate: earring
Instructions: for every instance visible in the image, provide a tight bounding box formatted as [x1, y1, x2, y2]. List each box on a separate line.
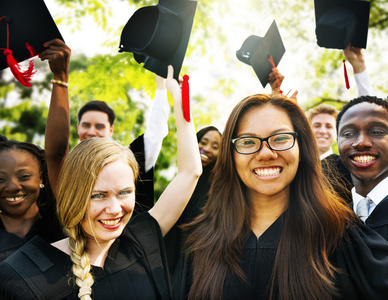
[40, 183, 45, 189]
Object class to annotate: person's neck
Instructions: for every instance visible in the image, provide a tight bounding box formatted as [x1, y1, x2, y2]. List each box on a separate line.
[86, 238, 115, 268]
[353, 175, 387, 197]
[0, 204, 40, 238]
[248, 190, 289, 239]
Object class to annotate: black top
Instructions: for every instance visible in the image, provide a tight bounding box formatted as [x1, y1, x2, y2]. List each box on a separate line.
[222, 213, 388, 300]
[164, 163, 214, 299]
[172, 211, 388, 300]
[0, 192, 64, 263]
[0, 213, 172, 300]
[321, 154, 353, 203]
[130, 134, 155, 214]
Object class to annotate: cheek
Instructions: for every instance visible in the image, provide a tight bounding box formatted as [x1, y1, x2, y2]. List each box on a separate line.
[126, 197, 136, 211]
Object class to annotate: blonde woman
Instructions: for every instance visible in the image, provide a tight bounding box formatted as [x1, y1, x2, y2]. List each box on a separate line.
[0, 66, 201, 299]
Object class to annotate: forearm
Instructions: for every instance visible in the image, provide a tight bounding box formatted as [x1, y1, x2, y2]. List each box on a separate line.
[149, 67, 202, 235]
[45, 83, 70, 193]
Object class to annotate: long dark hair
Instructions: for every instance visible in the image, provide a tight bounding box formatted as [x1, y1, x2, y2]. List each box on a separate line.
[185, 94, 357, 300]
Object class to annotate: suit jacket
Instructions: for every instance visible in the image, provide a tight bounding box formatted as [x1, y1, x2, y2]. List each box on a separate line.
[365, 195, 388, 242]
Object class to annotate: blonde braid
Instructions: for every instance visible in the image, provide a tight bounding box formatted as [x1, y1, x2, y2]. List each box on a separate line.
[68, 228, 94, 300]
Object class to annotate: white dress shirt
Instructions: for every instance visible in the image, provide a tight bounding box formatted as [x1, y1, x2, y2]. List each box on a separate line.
[354, 70, 376, 97]
[352, 176, 388, 217]
[320, 149, 333, 160]
[144, 89, 170, 172]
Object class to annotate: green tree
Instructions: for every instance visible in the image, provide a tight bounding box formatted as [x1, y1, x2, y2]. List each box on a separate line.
[2, 0, 388, 199]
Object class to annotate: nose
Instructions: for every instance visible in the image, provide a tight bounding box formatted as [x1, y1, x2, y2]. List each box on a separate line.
[105, 196, 122, 215]
[4, 177, 21, 192]
[254, 141, 278, 160]
[317, 125, 326, 134]
[202, 144, 212, 153]
[352, 132, 372, 149]
[86, 126, 98, 137]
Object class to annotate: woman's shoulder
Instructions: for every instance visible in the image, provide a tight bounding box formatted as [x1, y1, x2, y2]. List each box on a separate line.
[125, 212, 164, 250]
[0, 236, 72, 300]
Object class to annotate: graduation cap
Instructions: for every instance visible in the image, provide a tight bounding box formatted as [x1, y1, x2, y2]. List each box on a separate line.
[314, 0, 370, 49]
[118, 0, 197, 80]
[0, 0, 64, 87]
[236, 20, 286, 88]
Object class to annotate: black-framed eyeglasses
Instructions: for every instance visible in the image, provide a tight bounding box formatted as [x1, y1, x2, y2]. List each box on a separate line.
[231, 132, 298, 155]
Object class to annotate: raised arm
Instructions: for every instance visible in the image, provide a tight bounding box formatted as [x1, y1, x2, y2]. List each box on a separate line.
[269, 68, 298, 101]
[40, 39, 71, 195]
[149, 66, 202, 236]
[143, 74, 170, 172]
[343, 43, 375, 97]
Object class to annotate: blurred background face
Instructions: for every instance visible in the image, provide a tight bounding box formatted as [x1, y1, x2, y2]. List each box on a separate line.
[198, 130, 222, 167]
[311, 113, 336, 155]
[77, 111, 114, 141]
[0, 149, 42, 218]
[81, 159, 135, 246]
[337, 102, 388, 188]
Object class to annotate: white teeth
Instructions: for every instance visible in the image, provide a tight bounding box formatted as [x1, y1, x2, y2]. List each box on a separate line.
[353, 155, 376, 163]
[5, 196, 24, 202]
[200, 154, 209, 160]
[100, 218, 121, 226]
[254, 167, 281, 176]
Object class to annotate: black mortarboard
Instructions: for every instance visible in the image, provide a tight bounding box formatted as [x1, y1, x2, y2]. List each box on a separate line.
[118, 0, 197, 80]
[0, 0, 64, 71]
[315, 0, 370, 49]
[236, 20, 286, 88]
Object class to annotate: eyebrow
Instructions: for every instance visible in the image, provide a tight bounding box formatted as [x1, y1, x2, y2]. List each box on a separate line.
[340, 120, 388, 130]
[91, 190, 107, 194]
[237, 128, 292, 137]
[91, 187, 134, 194]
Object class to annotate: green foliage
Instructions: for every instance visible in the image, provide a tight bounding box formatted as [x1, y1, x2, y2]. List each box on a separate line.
[2, 0, 388, 200]
[0, 101, 48, 145]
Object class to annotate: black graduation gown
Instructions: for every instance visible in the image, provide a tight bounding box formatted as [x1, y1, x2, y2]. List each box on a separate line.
[321, 154, 353, 203]
[130, 134, 155, 214]
[0, 213, 172, 300]
[164, 163, 214, 299]
[364, 195, 388, 242]
[0, 192, 64, 263]
[223, 215, 388, 300]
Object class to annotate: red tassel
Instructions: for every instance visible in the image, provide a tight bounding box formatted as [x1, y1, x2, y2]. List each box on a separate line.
[268, 56, 283, 94]
[343, 59, 350, 89]
[4, 48, 36, 87]
[1, 16, 37, 87]
[182, 75, 191, 122]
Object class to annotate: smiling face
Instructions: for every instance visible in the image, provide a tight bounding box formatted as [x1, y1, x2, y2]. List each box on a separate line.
[311, 113, 336, 155]
[77, 111, 114, 141]
[198, 130, 222, 167]
[0, 149, 42, 218]
[338, 102, 388, 195]
[81, 159, 135, 246]
[233, 104, 299, 202]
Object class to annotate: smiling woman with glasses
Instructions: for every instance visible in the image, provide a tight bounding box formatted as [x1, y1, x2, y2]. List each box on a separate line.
[180, 93, 388, 300]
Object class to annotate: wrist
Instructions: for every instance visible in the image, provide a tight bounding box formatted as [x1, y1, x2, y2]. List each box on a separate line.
[51, 79, 70, 88]
[353, 65, 366, 74]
